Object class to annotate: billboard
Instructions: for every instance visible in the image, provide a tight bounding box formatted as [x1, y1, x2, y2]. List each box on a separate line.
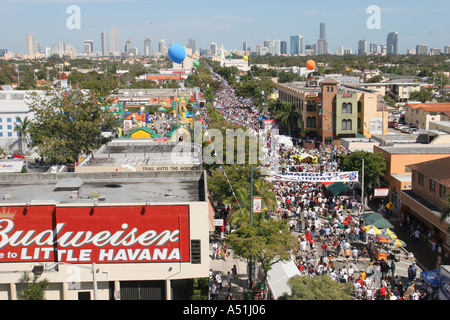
[0, 205, 190, 264]
[269, 171, 359, 183]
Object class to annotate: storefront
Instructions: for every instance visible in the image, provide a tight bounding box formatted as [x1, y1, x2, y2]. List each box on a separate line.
[0, 171, 210, 300]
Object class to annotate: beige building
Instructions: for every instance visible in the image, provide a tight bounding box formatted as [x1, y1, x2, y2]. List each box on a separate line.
[404, 103, 450, 130]
[0, 170, 210, 300]
[278, 80, 388, 143]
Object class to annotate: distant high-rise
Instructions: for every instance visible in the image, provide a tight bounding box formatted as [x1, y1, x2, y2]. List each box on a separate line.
[416, 44, 428, 55]
[159, 39, 167, 56]
[317, 23, 328, 55]
[387, 32, 399, 55]
[290, 35, 303, 55]
[243, 41, 248, 52]
[358, 40, 367, 55]
[84, 40, 94, 53]
[273, 39, 281, 55]
[188, 38, 196, 53]
[320, 22, 326, 39]
[125, 40, 132, 53]
[144, 38, 152, 56]
[110, 26, 121, 56]
[210, 42, 217, 55]
[280, 41, 287, 55]
[26, 34, 34, 57]
[445, 46, 450, 54]
[101, 32, 109, 56]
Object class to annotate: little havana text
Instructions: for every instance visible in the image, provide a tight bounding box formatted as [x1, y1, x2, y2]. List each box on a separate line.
[18, 247, 181, 262]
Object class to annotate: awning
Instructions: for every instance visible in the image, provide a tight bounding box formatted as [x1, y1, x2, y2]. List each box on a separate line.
[266, 259, 300, 300]
[361, 212, 394, 229]
[327, 182, 352, 195]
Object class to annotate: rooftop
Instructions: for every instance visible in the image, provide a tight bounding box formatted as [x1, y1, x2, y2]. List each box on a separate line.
[406, 103, 450, 112]
[79, 140, 202, 167]
[407, 156, 450, 185]
[376, 144, 450, 154]
[0, 171, 207, 205]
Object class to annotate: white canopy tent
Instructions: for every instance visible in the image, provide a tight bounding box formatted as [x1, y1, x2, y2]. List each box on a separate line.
[266, 259, 300, 300]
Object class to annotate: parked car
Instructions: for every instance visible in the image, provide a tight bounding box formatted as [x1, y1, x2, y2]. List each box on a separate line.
[12, 153, 25, 159]
[402, 127, 412, 133]
[409, 128, 419, 134]
[395, 124, 405, 130]
[388, 121, 398, 128]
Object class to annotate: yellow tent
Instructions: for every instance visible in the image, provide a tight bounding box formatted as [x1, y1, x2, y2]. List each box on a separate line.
[363, 225, 382, 236]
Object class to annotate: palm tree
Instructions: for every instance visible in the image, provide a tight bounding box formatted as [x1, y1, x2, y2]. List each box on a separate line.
[269, 99, 300, 135]
[229, 179, 277, 228]
[13, 116, 31, 154]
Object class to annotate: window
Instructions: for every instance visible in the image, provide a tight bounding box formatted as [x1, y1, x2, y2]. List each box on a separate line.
[440, 184, 447, 198]
[306, 101, 316, 112]
[342, 119, 352, 130]
[357, 118, 361, 129]
[7, 132, 12, 137]
[418, 173, 424, 186]
[7, 125, 12, 130]
[429, 179, 435, 193]
[342, 103, 352, 114]
[357, 101, 362, 113]
[306, 117, 316, 128]
[7, 118, 11, 123]
[0, 133, 2, 137]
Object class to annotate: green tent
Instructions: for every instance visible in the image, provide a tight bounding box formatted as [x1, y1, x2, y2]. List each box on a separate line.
[157, 106, 167, 112]
[361, 212, 394, 229]
[327, 182, 352, 195]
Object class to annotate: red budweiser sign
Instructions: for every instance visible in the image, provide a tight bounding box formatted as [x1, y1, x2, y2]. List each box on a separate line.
[0, 205, 190, 264]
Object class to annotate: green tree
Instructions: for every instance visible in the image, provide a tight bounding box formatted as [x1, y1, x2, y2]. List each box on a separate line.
[441, 193, 450, 232]
[268, 99, 300, 135]
[13, 116, 31, 154]
[225, 218, 298, 299]
[339, 151, 386, 190]
[17, 272, 49, 300]
[280, 275, 353, 300]
[409, 88, 434, 103]
[27, 89, 117, 163]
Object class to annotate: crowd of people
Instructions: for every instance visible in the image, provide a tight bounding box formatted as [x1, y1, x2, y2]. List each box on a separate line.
[205, 69, 436, 300]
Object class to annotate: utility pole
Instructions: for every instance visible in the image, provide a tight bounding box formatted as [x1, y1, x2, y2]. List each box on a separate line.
[248, 167, 254, 290]
[361, 158, 365, 213]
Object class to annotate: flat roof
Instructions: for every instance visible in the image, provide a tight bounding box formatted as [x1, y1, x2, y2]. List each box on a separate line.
[376, 144, 450, 154]
[0, 171, 207, 205]
[81, 141, 202, 167]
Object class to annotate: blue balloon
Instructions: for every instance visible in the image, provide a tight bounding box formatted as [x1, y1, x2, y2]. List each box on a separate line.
[168, 43, 186, 64]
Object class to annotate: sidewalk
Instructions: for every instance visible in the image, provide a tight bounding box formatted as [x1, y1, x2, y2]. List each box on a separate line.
[209, 234, 249, 300]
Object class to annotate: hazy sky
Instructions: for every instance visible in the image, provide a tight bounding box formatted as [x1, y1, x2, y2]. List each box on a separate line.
[1, 0, 449, 54]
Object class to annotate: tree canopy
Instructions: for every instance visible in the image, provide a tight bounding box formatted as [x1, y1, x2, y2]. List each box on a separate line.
[27, 88, 117, 163]
[280, 275, 354, 300]
[339, 150, 386, 188]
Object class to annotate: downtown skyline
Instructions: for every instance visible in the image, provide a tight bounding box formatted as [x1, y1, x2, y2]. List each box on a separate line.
[1, 0, 449, 55]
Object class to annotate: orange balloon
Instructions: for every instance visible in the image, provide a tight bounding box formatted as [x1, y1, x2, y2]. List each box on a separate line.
[306, 60, 316, 70]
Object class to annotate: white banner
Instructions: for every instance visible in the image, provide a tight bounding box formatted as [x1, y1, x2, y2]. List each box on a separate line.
[253, 197, 262, 213]
[269, 171, 359, 183]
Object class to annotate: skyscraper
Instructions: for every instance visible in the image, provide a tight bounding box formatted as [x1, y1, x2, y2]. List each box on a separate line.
[290, 35, 303, 55]
[188, 39, 196, 53]
[416, 44, 428, 55]
[358, 40, 367, 55]
[144, 38, 152, 57]
[317, 23, 328, 55]
[84, 40, 94, 53]
[280, 41, 287, 55]
[386, 32, 399, 55]
[125, 40, 132, 53]
[26, 34, 34, 57]
[210, 42, 217, 55]
[110, 26, 121, 56]
[159, 39, 167, 56]
[101, 32, 109, 56]
[320, 22, 326, 39]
